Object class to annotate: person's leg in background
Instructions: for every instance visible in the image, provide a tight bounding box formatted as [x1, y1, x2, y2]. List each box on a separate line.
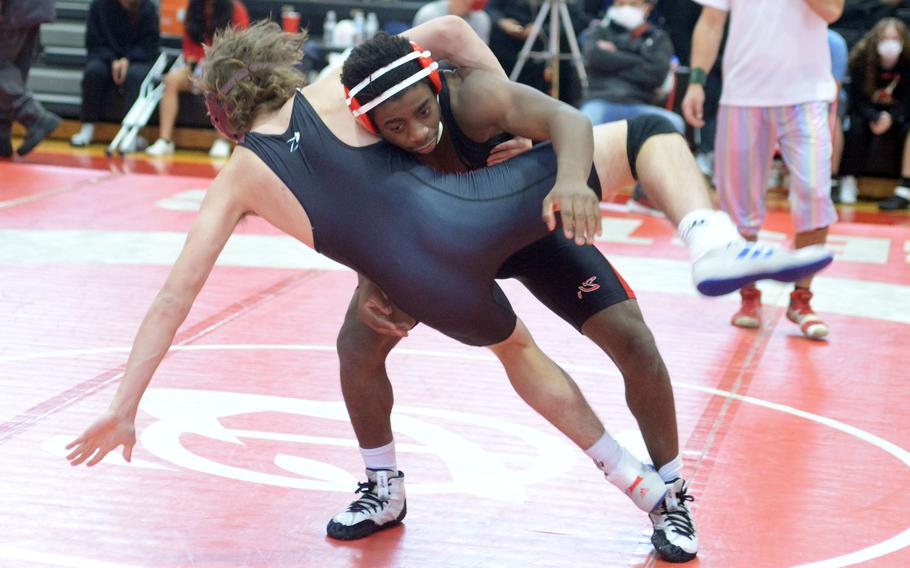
[146, 65, 192, 156]
[71, 58, 111, 147]
[828, 29, 849, 203]
[838, 111, 873, 205]
[714, 104, 778, 329]
[694, 70, 723, 180]
[0, 27, 61, 156]
[580, 98, 635, 126]
[777, 101, 838, 340]
[116, 61, 153, 151]
[879, 122, 910, 210]
[829, 102, 846, 202]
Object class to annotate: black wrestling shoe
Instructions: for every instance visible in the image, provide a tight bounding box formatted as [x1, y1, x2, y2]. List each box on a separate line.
[326, 468, 407, 540]
[649, 478, 697, 563]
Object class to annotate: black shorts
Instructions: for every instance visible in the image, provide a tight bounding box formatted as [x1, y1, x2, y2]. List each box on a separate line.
[496, 230, 635, 333]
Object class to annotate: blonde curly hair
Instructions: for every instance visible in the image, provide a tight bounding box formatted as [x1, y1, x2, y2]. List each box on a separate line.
[201, 20, 308, 135]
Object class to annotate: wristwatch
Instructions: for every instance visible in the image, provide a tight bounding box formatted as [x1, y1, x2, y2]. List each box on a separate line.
[689, 66, 707, 86]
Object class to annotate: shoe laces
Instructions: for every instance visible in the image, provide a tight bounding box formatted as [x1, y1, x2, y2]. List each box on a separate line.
[658, 483, 696, 538]
[345, 471, 393, 514]
[346, 482, 386, 514]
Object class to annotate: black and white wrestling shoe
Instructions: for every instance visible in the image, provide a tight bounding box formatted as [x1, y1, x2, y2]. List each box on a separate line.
[326, 468, 407, 540]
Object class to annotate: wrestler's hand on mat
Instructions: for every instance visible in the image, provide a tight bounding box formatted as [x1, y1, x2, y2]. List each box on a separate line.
[486, 137, 533, 166]
[542, 181, 602, 245]
[66, 412, 136, 467]
[357, 280, 414, 338]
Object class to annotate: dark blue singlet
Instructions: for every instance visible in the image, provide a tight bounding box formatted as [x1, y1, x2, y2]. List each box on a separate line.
[242, 90, 594, 345]
[435, 73, 636, 333]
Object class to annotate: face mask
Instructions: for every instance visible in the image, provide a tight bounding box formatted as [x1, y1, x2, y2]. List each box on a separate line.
[878, 39, 903, 64]
[606, 5, 646, 30]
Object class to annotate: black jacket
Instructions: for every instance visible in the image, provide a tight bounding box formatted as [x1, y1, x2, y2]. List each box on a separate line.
[582, 21, 674, 105]
[849, 58, 910, 126]
[86, 0, 159, 63]
[0, 0, 55, 30]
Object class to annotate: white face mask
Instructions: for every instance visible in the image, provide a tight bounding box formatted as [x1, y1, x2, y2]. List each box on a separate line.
[878, 39, 903, 65]
[606, 5, 646, 30]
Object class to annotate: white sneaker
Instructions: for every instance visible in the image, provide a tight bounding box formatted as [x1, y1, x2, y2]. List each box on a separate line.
[603, 448, 668, 512]
[145, 138, 175, 157]
[839, 175, 858, 204]
[69, 127, 93, 147]
[650, 478, 698, 563]
[326, 469, 407, 540]
[692, 241, 834, 297]
[208, 138, 232, 159]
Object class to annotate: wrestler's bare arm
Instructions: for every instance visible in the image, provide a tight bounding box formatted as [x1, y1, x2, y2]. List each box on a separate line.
[454, 69, 600, 244]
[66, 159, 251, 466]
[402, 15, 507, 79]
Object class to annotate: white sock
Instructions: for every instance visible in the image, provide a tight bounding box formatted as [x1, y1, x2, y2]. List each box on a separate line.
[79, 123, 95, 139]
[584, 432, 624, 473]
[360, 440, 397, 472]
[678, 209, 743, 261]
[657, 455, 683, 483]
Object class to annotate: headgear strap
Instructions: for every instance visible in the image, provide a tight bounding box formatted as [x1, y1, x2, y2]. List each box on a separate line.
[205, 62, 274, 143]
[345, 49, 439, 118]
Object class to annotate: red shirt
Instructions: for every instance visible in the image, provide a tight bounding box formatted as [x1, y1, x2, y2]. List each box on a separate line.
[182, 0, 250, 62]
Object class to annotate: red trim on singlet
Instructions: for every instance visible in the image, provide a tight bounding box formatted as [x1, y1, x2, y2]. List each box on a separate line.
[614, 266, 637, 300]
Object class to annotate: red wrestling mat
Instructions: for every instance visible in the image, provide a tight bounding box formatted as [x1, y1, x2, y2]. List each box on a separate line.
[2, 162, 909, 567]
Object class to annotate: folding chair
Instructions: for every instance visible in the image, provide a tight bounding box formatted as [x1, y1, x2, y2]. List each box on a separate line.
[107, 52, 178, 156]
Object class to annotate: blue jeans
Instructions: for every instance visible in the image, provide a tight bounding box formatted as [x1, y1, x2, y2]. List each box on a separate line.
[580, 100, 686, 134]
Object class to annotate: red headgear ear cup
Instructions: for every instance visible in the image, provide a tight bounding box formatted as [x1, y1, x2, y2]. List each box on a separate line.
[344, 85, 379, 134]
[409, 41, 441, 94]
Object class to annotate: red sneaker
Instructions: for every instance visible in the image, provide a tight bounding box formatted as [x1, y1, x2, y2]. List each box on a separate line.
[731, 286, 762, 328]
[787, 288, 829, 340]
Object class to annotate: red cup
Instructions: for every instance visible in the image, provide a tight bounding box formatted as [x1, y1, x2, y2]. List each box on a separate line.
[282, 11, 301, 33]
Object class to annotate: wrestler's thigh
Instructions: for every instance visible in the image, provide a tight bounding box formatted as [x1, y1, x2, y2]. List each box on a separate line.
[502, 233, 635, 332]
[593, 121, 635, 194]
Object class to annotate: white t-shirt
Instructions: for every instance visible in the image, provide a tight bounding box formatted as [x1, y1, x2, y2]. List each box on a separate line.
[697, 0, 836, 107]
[413, 2, 491, 45]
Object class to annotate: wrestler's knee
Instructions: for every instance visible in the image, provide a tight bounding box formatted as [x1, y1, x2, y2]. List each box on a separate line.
[487, 318, 535, 357]
[336, 311, 400, 376]
[626, 114, 685, 179]
[585, 301, 660, 366]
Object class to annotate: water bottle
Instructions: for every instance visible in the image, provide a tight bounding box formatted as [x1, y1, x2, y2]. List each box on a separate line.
[365, 12, 379, 40]
[323, 10, 336, 46]
[352, 10, 365, 46]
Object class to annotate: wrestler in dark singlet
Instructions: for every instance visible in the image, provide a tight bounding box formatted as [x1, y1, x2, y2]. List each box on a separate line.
[242, 90, 601, 345]
[428, 72, 638, 331]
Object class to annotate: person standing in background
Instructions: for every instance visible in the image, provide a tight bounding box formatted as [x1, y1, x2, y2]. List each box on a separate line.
[0, 0, 61, 157]
[682, 0, 842, 340]
[70, 0, 160, 147]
